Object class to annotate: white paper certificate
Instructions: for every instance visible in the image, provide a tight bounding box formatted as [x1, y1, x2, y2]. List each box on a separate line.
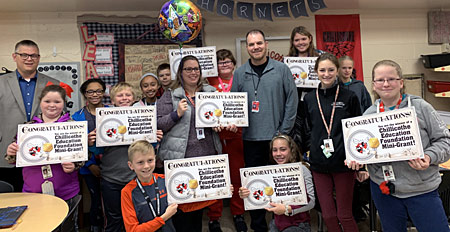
[96, 106, 157, 147]
[195, 92, 248, 127]
[240, 163, 308, 210]
[16, 121, 88, 167]
[284, 57, 319, 88]
[165, 154, 232, 204]
[342, 107, 424, 164]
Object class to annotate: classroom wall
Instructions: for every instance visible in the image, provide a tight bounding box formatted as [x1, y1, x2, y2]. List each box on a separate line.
[0, 9, 448, 111]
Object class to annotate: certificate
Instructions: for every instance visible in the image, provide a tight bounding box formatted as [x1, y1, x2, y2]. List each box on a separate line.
[342, 107, 424, 164]
[165, 154, 232, 204]
[240, 163, 308, 210]
[195, 92, 248, 127]
[284, 57, 319, 88]
[16, 121, 88, 167]
[168, 46, 218, 80]
[96, 106, 157, 147]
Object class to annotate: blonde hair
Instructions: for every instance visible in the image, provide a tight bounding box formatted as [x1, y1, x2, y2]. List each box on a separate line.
[128, 140, 155, 162]
[110, 82, 137, 102]
[371, 60, 406, 99]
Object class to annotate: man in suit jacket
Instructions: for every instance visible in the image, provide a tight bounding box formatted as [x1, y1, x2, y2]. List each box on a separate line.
[0, 40, 59, 192]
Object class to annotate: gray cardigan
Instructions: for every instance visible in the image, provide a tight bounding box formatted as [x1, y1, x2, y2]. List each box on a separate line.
[231, 58, 298, 141]
[157, 84, 222, 160]
[364, 94, 450, 198]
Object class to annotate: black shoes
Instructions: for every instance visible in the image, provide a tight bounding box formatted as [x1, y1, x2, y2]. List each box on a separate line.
[209, 220, 222, 232]
[233, 215, 248, 232]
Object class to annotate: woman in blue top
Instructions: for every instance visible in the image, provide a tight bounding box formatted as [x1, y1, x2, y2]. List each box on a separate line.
[72, 78, 107, 232]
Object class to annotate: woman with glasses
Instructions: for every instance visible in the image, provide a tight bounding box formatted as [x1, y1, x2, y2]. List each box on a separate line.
[347, 60, 450, 231]
[206, 49, 247, 232]
[157, 55, 224, 232]
[304, 53, 361, 232]
[72, 78, 107, 232]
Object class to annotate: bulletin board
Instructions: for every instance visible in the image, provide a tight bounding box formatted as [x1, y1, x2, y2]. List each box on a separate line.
[118, 41, 197, 88]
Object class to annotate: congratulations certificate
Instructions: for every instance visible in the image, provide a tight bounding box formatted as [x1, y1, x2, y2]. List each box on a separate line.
[195, 92, 248, 127]
[240, 163, 308, 210]
[342, 107, 424, 164]
[96, 106, 157, 147]
[165, 154, 232, 204]
[284, 57, 319, 88]
[16, 121, 88, 167]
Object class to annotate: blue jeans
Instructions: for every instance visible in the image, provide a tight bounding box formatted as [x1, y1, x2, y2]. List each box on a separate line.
[101, 179, 125, 232]
[370, 180, 450, 232]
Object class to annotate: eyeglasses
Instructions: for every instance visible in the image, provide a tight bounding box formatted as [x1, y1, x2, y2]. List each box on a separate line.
[85, 89, 104, 95]
[373, 78, 401, 85]
[15, 53, 40, 60]
[218, 61, 233, 66]
[183, 67, 200, 73]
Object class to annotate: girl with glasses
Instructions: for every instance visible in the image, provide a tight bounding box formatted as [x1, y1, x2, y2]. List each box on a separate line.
[72, 78, 107, 232]
[347, 60, 450, 231]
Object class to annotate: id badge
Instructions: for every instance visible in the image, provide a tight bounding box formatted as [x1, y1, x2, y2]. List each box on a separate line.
[196, 128, 205, 140]
[323, 139, 335, 153]
[41, 180, 55, 196]
[382, 165, 396, 182]
[252, 101, 260, 113]
[41, 165, 53, 179]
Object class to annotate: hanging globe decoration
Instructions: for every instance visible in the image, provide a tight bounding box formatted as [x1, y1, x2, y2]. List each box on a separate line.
[159, 0, 202, 46]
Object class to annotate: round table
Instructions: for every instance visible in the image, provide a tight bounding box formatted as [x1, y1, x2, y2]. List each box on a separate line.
[0, 192, 68, 231]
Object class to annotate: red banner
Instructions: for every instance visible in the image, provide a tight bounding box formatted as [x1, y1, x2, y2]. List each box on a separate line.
[315, 15, 363, 82]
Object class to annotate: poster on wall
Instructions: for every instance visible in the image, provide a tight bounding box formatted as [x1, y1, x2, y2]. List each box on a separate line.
[95, 47, 113, 63]
[240, 163, 308, 210]
[284, 57, 319, 88]
[315, 14, 364, 82]
[164, 154, 232, 204]
[195, 92, 248, 127]
[168, 46, 218, 80]
[94, 33, 115, 45]
[16, 121, 88, 167]
[342, 107, 424, 164]
[95, 106, 157, 147]
[95, 64, 114, 76]
[38, 62, 81, 114]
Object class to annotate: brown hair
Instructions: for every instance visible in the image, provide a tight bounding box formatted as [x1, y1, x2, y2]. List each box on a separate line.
[246, 29, 266, 44]
[288, 26, 320, 57]
[15, 40, 39, 53]
[128, 140, 155, 162]
[269, 134, 304, 164]
[371, 60, 406, 98]
[171, 55, 207, 90]
[314, 53, 339, 72]
[216, 49, 236, 66]
[157, 63, 170, 76]
[39, 85, 66, 104]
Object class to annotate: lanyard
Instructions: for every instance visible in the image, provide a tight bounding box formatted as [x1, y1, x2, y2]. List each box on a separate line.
[379, 97, 402, 112]
[316, 85, 339, 139]
[218, 75, 233, 92]
[185, 91, 195, 107]
[251, 70, 262, 99]
[135, 175, 160, 218]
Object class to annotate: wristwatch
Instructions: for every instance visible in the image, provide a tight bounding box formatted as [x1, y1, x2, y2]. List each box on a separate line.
[284, 204, 292, 216]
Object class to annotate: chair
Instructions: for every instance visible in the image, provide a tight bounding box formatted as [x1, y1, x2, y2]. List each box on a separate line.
[0, 180, 14, 193]
[53, 195, 82, 232]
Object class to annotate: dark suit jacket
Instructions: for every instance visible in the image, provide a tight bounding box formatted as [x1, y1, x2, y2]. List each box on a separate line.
[0, 71, 59, 167]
